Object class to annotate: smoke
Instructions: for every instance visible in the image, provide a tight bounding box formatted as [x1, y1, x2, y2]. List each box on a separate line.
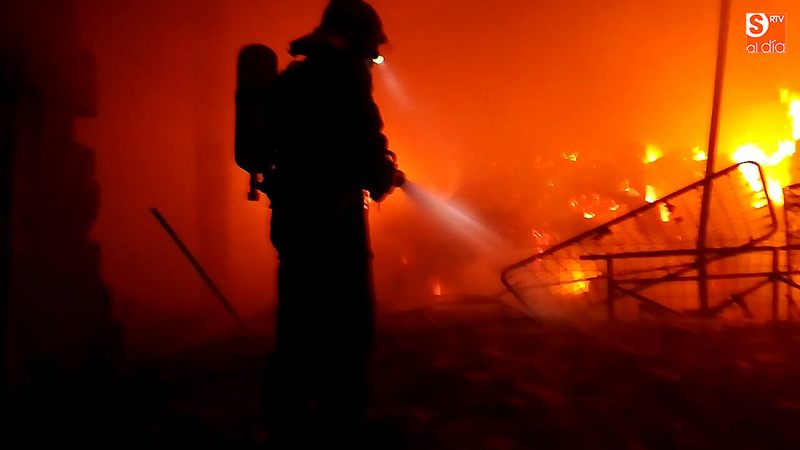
[22, 0, 795, 347]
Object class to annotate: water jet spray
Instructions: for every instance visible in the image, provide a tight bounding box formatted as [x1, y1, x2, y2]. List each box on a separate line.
[397, 177, 511, 265]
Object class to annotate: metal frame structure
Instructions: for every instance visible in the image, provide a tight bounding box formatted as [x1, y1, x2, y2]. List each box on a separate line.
[498, 0, 800, 321]
[500, 161, 800, 320]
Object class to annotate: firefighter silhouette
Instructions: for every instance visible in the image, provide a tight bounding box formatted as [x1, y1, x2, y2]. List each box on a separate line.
[235, 0, 404, 446]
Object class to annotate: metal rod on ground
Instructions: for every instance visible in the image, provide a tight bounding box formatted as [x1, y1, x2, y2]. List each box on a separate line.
[697, 0, 731, 313]
[151, 208, 245, 329]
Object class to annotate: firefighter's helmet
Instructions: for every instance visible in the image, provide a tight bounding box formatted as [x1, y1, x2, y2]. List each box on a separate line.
[317, 0, 387, 59]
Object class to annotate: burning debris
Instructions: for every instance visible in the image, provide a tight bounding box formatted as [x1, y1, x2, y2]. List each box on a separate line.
[558, 89, 800, 228]
[503, 88, 800, 319]
[642, 144, 664, 165]
[730, 91, 800, 207]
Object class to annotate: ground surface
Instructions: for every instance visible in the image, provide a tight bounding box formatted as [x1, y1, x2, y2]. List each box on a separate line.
[28, 299, 800, 449]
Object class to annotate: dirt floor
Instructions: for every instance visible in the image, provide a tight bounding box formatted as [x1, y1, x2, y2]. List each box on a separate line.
[13, 299, 800, 449]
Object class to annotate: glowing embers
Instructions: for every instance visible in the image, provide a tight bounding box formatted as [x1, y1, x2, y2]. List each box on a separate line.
[643, 144, 664, 164]
[554, 260, 598, 297]
[658, 204, 672, 223]
[562, 151, 579, 162]
[692, 146, 708, 162]
[622, 178, 641, 198]
[569, 193, 621, 221]
[532, 228, 556, 254]
[432, 280, 442, 297]
[645, 185, 657, 203]
[644, 185, 672, 223]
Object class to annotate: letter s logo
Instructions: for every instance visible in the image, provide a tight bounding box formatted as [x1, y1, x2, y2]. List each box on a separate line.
[746, 13, 769, 38]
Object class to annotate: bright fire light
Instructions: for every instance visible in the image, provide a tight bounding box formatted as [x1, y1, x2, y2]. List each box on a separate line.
[643, 185, 671, 222]
[781, 89, 800, 140]
[658, 203, 671, 223]
[645, 185, 657, 203]
[559, 261, 591, 296]
[732, 143, 794, 207]
[730, 91, 799, 208]
[643, 144, 664, 164]
[372, 55, 385, 65]
[692, 146, 708, 161]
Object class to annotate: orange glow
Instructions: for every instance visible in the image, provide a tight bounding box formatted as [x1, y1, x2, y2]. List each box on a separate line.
[731, 145, 769, 208]
[643, 144, 663, 164]
[732, 145, 767, 189]
[558, 261, 592, 296]
[43, 0, 799, 346]
[532, 228, 555, 254]
[645, 185, 657, 203]
[643, 184, 669, 221]
[433, 282, 442, 297]
[622, 179, 641, 198]
[658, 203, 671, 223]
[570, 193, 621, 221]
[728, 92, 799, 208]
[767, 180, 785, 206]
[732, 143, 794, 207]
[781, 89, 800, 140]
[642, 185, 670, 221]
[692, 146, 708, 161]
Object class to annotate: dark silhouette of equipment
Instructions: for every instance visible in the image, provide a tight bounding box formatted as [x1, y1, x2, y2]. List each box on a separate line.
[385, 149, 406, 190]
[235, 44, 278, 202]
[151, 208, 244, 328]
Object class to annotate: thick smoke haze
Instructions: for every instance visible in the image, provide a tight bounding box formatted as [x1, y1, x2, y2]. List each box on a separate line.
[4, 0, 799, 351]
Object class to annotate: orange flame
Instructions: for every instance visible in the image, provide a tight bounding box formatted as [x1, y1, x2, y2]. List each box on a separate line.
[643, 185, 670, 222]
[559, 260, 592, 296]
[658, 203, 671, 223]
[781, 89, 800, 141]
[645, 185, 657, 203]
[732, 143, 794, 207]
[730, 91, 799, 207]
[643, 144, 663, 164]
[692, 146, 708, 162]
[563, 152, 579, 162]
